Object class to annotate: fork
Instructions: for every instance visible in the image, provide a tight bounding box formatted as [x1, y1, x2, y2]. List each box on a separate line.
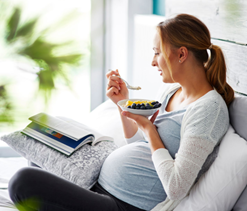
[108, 69, 141, 90]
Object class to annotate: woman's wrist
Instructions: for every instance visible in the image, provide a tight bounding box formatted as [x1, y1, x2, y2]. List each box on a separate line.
[145, 126, 166, 153]
[118, 106, 138, 139]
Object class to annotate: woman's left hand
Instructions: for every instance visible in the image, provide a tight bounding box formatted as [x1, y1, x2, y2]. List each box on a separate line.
[121, 110, 159, 134]
[122, 110, 165, 153]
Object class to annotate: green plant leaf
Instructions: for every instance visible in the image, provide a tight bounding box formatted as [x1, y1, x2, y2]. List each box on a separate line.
[37, 68, 55, 90]
[5, 7, 21, 42]
[15, 197, 41, 211]
[36, 68, 55, 103]
[18, 37, 58, 61]
[0, 85, 14, 123]
[16, 18, 38, 39]
[55, 54, 83, 65]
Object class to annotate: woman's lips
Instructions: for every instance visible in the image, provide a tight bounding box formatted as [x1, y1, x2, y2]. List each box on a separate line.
[158, 69, 162, 75]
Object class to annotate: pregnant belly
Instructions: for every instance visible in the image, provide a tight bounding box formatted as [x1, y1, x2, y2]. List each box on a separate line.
[98, 141, 166, 203]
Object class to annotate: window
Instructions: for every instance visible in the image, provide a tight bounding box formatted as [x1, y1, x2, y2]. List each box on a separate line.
[153, 0, 165, 16]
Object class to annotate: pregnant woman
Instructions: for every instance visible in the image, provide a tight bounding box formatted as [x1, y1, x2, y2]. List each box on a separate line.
[8, 14, 234, 211]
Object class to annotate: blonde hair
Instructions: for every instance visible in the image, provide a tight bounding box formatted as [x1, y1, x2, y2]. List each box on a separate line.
[157, 14, 234, 106]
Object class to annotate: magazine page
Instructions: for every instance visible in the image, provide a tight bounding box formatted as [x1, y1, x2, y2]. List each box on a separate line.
[23, 124, 94, 156]
[56, 117, 114, 145]
[29, 113, 92, 141]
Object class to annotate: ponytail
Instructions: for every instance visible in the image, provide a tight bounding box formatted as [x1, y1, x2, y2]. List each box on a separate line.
[205, 45, 234, 106]
[157, 14, 235, 106]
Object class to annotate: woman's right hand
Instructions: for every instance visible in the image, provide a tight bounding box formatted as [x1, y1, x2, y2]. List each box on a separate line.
[106, 69, 129, 105]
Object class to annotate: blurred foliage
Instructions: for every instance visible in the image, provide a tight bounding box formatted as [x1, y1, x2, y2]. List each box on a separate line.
[0, 2, 84, 124]
[0, 85, 14, 124]
[15, 197, 40, 211]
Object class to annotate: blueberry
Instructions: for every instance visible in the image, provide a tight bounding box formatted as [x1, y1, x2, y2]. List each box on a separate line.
[127, 106, 131, 108]
[140, 105, 146, 109]
[136, 104, 141, 108]
[153, 104, 159, 108]
[131, 104, 136, 109]
[151, 101, 156, 105]
[141, 103, 145, 106]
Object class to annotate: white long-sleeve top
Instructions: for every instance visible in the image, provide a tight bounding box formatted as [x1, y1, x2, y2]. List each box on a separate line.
[128, 83, 229, 211]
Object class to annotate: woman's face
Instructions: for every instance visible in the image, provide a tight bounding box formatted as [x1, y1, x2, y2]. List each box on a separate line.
[151, 33, 175, 83]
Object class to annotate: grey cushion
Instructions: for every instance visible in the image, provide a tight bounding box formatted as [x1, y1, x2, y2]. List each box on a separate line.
[229, 95, 247, 211]
[1, 130, 117, 190]
[229, 95, 247, 140]
[232, 185, 247, 211]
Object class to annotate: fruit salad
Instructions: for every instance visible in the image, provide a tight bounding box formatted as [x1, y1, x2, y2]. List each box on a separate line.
[124, 100, 161, 109]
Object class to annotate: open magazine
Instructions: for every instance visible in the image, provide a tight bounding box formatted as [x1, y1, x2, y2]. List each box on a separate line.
[22, 113, 114, 156]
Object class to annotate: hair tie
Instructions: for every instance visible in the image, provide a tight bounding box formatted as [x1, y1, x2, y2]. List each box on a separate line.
[208, 44, 213, 49]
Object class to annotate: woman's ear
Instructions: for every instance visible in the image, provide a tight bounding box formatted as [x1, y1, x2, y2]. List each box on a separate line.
[178, 46, 188, 63]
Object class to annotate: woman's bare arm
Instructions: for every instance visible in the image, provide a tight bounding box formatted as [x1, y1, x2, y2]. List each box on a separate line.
[106, 69, 139, 139]
[118, 106, 139, 139]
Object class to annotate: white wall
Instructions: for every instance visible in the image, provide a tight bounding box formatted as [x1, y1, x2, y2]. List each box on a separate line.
[126, 0, 153, 85]
[131, 15, 166, 100]
[105, 0, 129, 81]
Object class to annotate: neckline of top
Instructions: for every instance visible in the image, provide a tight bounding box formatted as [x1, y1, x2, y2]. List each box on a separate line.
[164, 86, 217, 113]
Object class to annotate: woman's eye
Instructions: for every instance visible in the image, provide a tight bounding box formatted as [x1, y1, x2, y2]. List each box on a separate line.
[155, 53, 159, 56]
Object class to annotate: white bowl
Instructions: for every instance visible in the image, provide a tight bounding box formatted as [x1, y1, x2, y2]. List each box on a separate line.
[117, 99, 161, 117]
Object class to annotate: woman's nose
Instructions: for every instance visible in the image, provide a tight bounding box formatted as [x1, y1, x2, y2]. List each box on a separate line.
[152, 57, 157, 66]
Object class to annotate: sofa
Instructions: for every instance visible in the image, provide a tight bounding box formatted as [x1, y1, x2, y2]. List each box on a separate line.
[77, 95, 247, 211]
[79, 94, 247, 211]
[0, 89, 247, 210]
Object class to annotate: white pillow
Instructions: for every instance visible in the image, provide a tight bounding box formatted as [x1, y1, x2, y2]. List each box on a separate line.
[174, 125, 247, 211]
[81, 99, 126, 147]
